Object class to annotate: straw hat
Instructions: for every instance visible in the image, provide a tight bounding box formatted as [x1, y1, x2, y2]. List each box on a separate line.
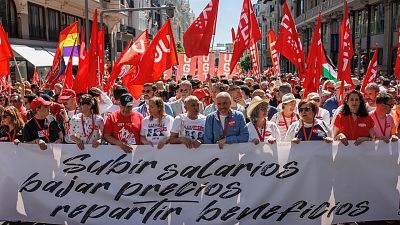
[247, 96, 269, 118]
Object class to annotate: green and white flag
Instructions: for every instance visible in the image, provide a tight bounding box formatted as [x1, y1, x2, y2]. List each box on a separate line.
[322, 63, 338, 82]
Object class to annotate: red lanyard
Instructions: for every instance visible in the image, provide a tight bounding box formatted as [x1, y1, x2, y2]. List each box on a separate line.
[217, 111, 231, 139]
[282, 112, 294, 130]
[301, 118, 315, 141]
[254, 119, 266, 142]
[7, 129, 15, 142]
[81, 114, 95, 141]
[33, 117, 49, 141]
[374, 112, 387, 136]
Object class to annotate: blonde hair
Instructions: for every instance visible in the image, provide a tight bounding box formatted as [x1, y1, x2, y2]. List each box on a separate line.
[3, 106, 25, 130]
[149, 97, 166, 122]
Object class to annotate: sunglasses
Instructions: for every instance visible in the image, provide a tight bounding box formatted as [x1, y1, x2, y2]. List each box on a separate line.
[383, 102, 394, 108]
[180, 89, 189, 93]
[299, 107, 312, 113]
[142, 89, 152, 94]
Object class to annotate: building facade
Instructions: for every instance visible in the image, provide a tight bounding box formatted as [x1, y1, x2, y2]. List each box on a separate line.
[294, 0, 400, 75]
[0, 0, 129, 81]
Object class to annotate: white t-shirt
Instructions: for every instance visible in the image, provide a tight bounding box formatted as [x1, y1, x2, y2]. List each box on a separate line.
[270, 112, 299, 141]
[64, 109, 79, 143]
[171, 114, 206, 141]
[140, 115, 174, 145]
[70, 113, 104, 144]
[247, 121, 281, 142]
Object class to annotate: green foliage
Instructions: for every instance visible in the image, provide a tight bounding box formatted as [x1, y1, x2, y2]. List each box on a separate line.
[176, 42, 184, 53]
[240, 54, 252, 72]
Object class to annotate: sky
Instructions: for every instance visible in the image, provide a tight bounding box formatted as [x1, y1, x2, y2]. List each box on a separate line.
[188, 0, 257, 45]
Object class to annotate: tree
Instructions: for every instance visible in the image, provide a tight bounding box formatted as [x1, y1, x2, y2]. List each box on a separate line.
[240, 54, 252, 72]
[176, 42, 184, 53]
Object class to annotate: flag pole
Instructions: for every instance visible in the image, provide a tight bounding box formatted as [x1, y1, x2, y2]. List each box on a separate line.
[12, 57, 23, 81]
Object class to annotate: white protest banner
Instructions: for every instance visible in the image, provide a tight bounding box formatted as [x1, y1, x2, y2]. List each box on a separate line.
[0, 142, 398, 225]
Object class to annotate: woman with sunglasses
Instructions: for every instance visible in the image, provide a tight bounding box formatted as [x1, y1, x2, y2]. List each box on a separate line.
[140, 97, 174, 149]
[247, 96, 280, 145]
[0, 106, 24, 143]
[333, 90, 375, 146]
[70, 94, 104, 150]
[285, 100, 332, 143]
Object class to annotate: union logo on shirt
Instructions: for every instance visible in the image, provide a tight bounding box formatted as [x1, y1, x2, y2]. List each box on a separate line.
[358, 123, 367, 128]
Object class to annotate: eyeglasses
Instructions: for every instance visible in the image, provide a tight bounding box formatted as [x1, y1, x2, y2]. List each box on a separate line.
[299, 107, 312, 113]
[383, 102, 394, 108]
[180, 89, 189, 93]
[142, 89, 152, 94]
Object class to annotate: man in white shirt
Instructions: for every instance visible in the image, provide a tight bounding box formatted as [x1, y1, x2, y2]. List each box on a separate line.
[170, 96, 206, 148]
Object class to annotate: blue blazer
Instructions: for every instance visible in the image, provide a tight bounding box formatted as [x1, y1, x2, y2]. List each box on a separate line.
[204, 109, 249, 144]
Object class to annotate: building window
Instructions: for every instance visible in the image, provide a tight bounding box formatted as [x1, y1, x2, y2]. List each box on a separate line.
[296, 0, 304, 17]
[0, 0, 18, 38]
[61, 13, 83, 31]
[28, 2, 46, 40]
[371, 4, 384, 35]
[393, 1, 400, 31]
[48, 8, 60, 41]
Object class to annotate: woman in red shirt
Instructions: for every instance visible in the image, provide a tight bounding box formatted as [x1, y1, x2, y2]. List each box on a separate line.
[333, 90, 375, 146]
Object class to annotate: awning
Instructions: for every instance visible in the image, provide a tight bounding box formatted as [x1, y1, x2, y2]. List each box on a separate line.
[11, 45, 79, 67]
[11, 45, 55, 67]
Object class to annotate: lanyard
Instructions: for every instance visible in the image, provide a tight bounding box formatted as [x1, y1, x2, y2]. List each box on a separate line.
[217, 111, 231, 139]
[374, 112, 387, 137]
[81, 114, 95, 143]
[7, 129, 15, 142]
[33, 117, 49, 141]
[254, 119, 266, 142]
[301, 118, 315, 141]
[282, 112, 294, 130]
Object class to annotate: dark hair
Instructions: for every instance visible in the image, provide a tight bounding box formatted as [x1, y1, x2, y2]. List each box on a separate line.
[376, 93, 393, 105]
[234, 80, 244, 86]
[24, 94, 37, 103]
[239, 85, 251, 97]
[228, 85, 240, 92]
[79, 94, 99, 115]
[144, 83, 157, 91]
[113, 86, 128, 101]
[251, 83, 261, 90]
[221, 79, 230, 85]
[298, 100, 318, 116]
[341, 90, 368, 117]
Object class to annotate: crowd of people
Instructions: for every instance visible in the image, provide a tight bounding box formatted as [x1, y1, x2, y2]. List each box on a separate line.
[0, 73, 398, 153]
[0, 72, 399, 225]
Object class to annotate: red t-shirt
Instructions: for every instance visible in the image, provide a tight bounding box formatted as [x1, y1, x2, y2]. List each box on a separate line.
[334, 113, 374, 140]
[104, 110, 143, 145]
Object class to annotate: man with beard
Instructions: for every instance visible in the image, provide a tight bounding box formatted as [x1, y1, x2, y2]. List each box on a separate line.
[135, 83, 173, 117]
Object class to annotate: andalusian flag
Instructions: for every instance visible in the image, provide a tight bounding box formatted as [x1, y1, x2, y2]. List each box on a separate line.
[322, 63, 338, 82]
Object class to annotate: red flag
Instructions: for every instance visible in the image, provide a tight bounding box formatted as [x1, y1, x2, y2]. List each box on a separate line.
[268, 29, 280, 75]
[98, 27, 105, 85]
[361, 45, 378, 93]
[177, 53, 197, 80]
[275, 2, 305, 78]
[394, 17, 400, 82]
[0, 25, 13, 62]
[79, 26, 86, 68]
[231, 28, 236, 44]
[303, 14, 327, 96]
[32, 67, 39, 84]
[72, 11, 98, 94]
[128, 19, 178, 86]
[105, 30, 149, 92]
[197, 53, 215, 81]
[249, 40, 260, 77]
[0, 60, 10, 76]
[183, 0, 219, 57]
[338, 1, 354, 102]
[219, 52, 237, 78]
[87, 10, 99, 88]
[230, 0, 261, 74]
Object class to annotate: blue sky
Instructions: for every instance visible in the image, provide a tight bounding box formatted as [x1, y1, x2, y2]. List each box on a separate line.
[188, 0, 257, 45]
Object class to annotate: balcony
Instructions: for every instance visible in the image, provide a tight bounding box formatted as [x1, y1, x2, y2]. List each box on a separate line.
[295, 0, 344, 26]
